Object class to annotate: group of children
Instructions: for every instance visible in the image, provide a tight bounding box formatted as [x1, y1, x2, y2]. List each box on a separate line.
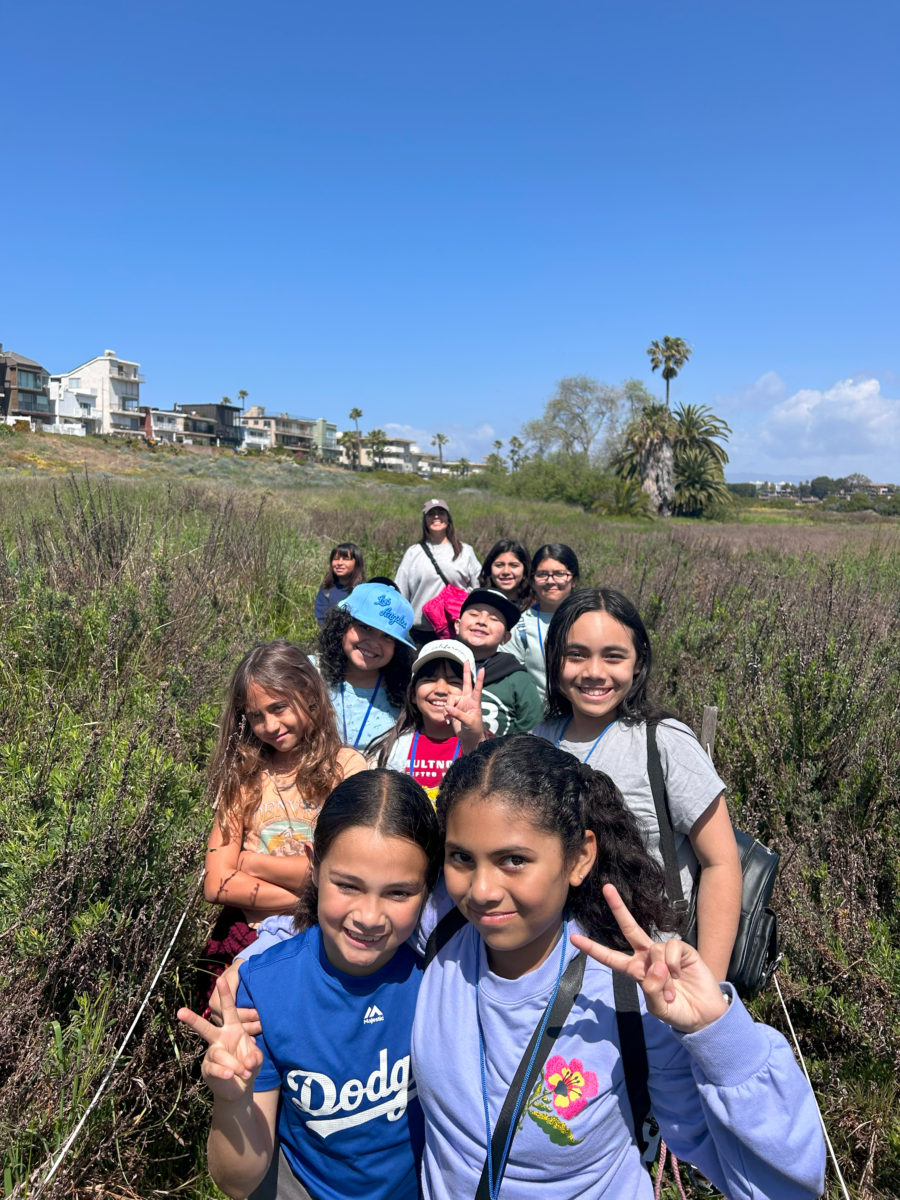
[177, 520, 826, 1200]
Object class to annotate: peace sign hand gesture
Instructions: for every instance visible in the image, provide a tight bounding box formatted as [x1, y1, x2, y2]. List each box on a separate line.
[570, 885, 730, 1034]
[177, 977, 264, 1102]
[445, 662, 487, 752]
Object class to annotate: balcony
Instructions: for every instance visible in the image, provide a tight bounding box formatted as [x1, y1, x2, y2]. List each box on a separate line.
[110, 369, 145, 383]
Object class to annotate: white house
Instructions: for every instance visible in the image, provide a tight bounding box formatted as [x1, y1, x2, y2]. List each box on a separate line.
[50, 350, 145, 435]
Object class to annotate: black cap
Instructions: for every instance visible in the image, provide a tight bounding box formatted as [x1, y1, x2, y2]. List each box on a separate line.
[459, 587, 521, 631]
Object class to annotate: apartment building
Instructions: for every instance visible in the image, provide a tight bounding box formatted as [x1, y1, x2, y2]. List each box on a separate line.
[50, 350, 145, 435]
[0, 345, 53, 424]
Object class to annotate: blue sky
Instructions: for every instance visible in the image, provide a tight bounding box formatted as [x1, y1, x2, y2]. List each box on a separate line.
[5, 0, 898, 482]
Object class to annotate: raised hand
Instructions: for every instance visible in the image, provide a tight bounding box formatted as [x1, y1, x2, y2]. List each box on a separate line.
[178, 977, 264, 1101]
[570, 884, 730, 1034]
[445, 663, 486, 750]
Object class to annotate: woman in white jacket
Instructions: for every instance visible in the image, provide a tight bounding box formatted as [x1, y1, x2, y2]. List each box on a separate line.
[395, 498, 480, 647]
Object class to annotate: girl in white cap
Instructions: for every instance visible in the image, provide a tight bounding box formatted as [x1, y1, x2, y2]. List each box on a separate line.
[371, 640, 485, 804]
[316, 583, 417, 755]
[394, 500, 481, 647]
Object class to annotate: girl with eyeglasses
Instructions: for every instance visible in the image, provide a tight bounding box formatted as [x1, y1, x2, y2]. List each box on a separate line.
[508, 543, 579, 703]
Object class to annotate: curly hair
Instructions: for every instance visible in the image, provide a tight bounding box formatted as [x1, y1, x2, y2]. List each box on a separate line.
[317, 606, 412, 708]
[436, 734, 681, 950]
[478, 539, 535, 611]
[544, 588, 675, 724]
[293, 768, 441, 931]
[206, 641, 345, 843]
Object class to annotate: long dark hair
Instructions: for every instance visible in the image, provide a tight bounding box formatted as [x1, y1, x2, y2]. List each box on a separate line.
[437, 735, 680, 950]
[478, 539, 535, 610]
[370, 656, 466, 767]
[544, 588, 675, 724]
[321, 542, 365, 590]
[421, 506, 462, 559]
[531, 542, 580, 587]
[317, 606, 412, 708]
[295, 769, 441, 929]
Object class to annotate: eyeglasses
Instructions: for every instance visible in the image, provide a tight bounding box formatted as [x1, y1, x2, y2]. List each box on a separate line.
[534, 570, 572, 583]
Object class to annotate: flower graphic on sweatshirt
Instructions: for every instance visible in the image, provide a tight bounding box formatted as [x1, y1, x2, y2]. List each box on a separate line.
[544, 1055, 598, 1120]
[519, 1055, 598, 1146]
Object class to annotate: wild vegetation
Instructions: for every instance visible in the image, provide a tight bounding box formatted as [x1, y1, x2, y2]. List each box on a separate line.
[1, 456, 899, 1198]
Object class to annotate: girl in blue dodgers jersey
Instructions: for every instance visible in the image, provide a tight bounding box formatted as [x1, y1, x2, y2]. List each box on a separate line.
[179, 770, 441, 1200]
[533, 587, 742, 981]
[413, 736, 825, 1200]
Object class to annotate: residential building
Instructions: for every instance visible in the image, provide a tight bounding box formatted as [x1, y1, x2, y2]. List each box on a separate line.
[0, 344, 53, 425]
[173, 401, 242, 448]
[311, 417, 339, 461]
[340, 433, 422, 472]
[51, 350, 144, 435]
[240, 405, 315, 452]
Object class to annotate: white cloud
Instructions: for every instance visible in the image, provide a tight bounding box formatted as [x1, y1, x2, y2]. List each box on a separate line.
[383, 421, 497, 461]
[758, 376, 899, 460]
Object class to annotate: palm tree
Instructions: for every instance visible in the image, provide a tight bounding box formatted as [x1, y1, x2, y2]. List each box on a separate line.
[613, 402, 677, 517]
[338, 429, 358, 469]
[237, 389, 248, 411]
[673, 403, 731, 468]
[647, 336, 692, 407]
[432, 432, 449, 474]
[349, 407, 363, 470]
[367, 428, 388, 470]
[673, 447, 733, 517]
[507, 435, 525, 472]
[457, 456, 470, 478]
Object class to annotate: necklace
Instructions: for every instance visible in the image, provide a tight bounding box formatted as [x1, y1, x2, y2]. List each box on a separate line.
[554, 715, 616, 761]
[476, 921, 569, 1199]
[265, 768, 319, 816]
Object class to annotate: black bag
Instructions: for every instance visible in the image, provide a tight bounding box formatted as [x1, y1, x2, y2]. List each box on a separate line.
[647, 724, 781, 998]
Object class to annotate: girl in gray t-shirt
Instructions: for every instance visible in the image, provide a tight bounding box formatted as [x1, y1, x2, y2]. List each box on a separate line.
[533, 587, 742, 983]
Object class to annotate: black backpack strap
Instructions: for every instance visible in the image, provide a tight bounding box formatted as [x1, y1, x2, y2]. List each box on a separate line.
[475, 952, 587, 1200]
[420, 540, 451, 587]
[612, 971, 654, 1158]
[646, 723, 688, 911]
[423, 906, 467, 967]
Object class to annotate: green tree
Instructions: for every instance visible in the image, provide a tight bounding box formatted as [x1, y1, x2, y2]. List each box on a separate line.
[647, 336, 692, 407]
[456, 456, 470, 478]
[673, 447, 733, 517]
[507, 435, 525, 472]
[338, 429, 359, 469]
[367, 428, 388, 469]
[237, 389, 248, 410]
[432, 432, 449, 473]
[673, 404, 731, 468]
[613, 402, 677, 517]
[810, 475, 838, 499]
[348, 407, 364, 470]
[522, 375, 620, 462]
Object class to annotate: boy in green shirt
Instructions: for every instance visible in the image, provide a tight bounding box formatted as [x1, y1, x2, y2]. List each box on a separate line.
[454, 588, 543, 735]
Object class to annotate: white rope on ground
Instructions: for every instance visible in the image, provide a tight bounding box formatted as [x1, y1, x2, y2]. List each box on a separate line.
[773, 973, 852, 1200]
[26, 871, 205, 1200]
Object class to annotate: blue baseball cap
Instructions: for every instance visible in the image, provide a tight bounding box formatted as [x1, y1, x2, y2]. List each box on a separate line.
[339, 583, 416, 649]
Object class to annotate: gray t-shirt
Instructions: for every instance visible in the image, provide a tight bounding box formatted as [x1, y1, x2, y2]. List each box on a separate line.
[531, 716, 726, 900]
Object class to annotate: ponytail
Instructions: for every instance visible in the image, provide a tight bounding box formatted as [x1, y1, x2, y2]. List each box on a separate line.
[438, 735, 680, 951]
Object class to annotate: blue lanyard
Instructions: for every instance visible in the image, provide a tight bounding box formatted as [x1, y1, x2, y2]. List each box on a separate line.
[531, 604, 545, 656]
[340, 673, 382, 748]
[408, 730, 461, 777]
[476, 921, 569, 1199]
[554, 715, 615, 761]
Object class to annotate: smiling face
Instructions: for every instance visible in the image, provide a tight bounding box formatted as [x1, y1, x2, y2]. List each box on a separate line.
[414, 660, 464, 737]
[455, 603, 510, 658]
[424, 507, 450, 541]
[444, 795, 595, 978]
[490, 553, 526, 598]
[331, 551, 356, 580]
[342, 617, 396, 682]
[244, 680, 308, 766]
[533, 557, 574, 612]
[311, 827, 430, 976]
[558, 610, 640, 736]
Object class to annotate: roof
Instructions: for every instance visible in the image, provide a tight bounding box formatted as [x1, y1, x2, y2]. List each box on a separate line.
[0, 350, 48, 370]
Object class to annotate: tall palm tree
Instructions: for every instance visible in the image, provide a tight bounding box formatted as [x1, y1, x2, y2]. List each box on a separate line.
[349, 407, 363, 471]
[647, 336, 692, 407]
[432, 432, 449, 474]
[367, 428, 388, 470]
